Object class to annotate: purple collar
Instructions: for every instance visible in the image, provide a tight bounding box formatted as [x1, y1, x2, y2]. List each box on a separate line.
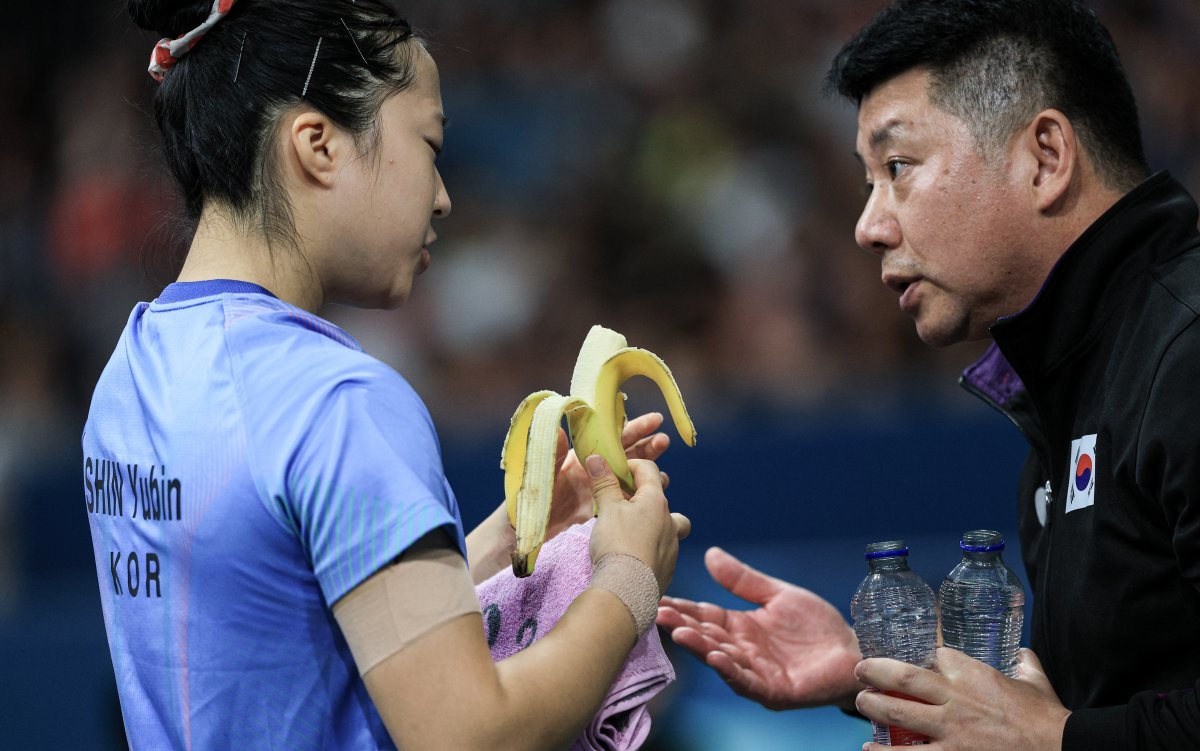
[961, 342, 1025, 408]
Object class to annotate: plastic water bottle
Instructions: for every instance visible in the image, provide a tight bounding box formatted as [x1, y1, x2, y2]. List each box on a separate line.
[850, 540, 937, 746]
[937, 530, 1026, 678]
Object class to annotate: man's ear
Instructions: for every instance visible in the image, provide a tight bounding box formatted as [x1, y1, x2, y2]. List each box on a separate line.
[1021, 109, 1078, 212]
[288, 111, 346, 187]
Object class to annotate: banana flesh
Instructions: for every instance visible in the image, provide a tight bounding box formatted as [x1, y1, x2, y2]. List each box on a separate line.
[500, 390, 557, 528]
[500, 325, 697, 577]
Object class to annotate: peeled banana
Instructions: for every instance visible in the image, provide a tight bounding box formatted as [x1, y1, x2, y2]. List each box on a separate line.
[501, 325, 697, 577]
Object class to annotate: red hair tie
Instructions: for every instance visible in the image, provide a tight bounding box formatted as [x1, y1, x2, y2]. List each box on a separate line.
[148, 0, 238, 82]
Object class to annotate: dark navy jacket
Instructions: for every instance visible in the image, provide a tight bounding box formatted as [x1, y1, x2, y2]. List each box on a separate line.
[961, 172, 1200, 750]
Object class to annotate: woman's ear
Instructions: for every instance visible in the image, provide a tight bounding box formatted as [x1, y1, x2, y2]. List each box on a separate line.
[1022, 109, 1078, 212]
[288, 111, 345, 187]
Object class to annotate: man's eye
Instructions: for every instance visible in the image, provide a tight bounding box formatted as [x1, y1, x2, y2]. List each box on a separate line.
[886, 160, 908, 179]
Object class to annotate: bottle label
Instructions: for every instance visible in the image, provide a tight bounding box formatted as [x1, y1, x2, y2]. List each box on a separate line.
[883, 691, 930, 745]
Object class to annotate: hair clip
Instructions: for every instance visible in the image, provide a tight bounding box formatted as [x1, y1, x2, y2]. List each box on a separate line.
[341, 18, 370, 67]
[302, 37, 322, 98]
[148, 0, 240, 82]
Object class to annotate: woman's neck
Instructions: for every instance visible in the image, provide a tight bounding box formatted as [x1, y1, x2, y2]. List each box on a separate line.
[177, 210, 324, 312]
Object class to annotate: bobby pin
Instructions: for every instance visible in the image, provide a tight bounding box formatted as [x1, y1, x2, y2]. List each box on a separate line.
[302, 36, 322, 98]
[341, 18, 370, 67]
[233, 32, 247, 83]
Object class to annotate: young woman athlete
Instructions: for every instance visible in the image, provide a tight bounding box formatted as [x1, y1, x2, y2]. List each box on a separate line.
[83, 1, 690, 747]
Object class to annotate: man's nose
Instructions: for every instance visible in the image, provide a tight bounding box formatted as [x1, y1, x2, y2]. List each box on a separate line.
[855, 190, 900, 255]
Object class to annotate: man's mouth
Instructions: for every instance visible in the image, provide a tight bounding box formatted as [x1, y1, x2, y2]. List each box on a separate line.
[883, 271, 919, 294]
[883, 271, 922, 313]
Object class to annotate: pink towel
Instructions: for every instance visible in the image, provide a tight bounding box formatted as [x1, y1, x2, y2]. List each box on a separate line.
[474, 518, 675, 751]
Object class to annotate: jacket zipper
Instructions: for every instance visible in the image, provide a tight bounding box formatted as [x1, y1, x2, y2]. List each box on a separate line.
[959, 377, 1058, 682]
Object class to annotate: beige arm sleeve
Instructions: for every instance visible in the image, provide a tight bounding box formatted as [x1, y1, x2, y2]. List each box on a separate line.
[332, 531, 482, 676]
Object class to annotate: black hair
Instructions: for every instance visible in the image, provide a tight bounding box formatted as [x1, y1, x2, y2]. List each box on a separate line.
[128, 0, 419, 246]
[825, 0, 1149, 191]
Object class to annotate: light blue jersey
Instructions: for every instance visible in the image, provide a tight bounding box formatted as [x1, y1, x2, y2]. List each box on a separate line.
[82, 280, 466, 749]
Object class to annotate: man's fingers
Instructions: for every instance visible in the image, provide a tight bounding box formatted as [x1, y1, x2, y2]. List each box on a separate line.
[855, 658, 948, 706]
[1016, 647, 1045, 677]
[855, 687, 940, 740]
[706, 650, 767, 700]
[656, 604, 689, 630]
[657, 596, 729, 629]
[933, 646, 973, 675]
[656, 606, 732, 646]
[664, 632, 756, 693]
[706, 648, 745, 676]
[716, 640, 753, 669]
[672, 512, 691, 539]
[705, 547, 784, 605]
[666, 625, 721, 661]
[696, 620, 735, 646]
[1014, 647, 1057, 694]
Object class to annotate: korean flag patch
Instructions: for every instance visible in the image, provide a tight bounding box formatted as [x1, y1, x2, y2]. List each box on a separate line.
[1066, 434, 1097, 513]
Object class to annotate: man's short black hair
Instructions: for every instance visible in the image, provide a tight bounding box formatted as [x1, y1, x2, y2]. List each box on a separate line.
[825, 0, 1149, 191]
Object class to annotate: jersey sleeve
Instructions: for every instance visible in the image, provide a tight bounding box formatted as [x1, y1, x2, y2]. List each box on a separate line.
[279, 373, 466, 606]
[225, 304, 467, 608]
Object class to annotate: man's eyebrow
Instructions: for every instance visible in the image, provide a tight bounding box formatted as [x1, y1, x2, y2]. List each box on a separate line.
[853, 119, 908, 165]
[869, 119, 907, 150]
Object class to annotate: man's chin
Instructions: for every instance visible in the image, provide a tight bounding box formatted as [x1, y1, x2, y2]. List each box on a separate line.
[913, 318, 971, 348]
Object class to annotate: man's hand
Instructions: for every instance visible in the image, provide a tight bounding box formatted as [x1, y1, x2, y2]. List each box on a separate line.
[656, 546, 863, 710]
[855, 647, 1070, 750]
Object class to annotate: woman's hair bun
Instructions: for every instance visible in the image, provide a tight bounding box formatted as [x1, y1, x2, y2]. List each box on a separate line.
[128, 0, 215, 38]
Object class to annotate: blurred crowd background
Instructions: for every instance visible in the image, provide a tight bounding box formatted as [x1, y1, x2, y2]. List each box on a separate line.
[2, 0, 1199, 747]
